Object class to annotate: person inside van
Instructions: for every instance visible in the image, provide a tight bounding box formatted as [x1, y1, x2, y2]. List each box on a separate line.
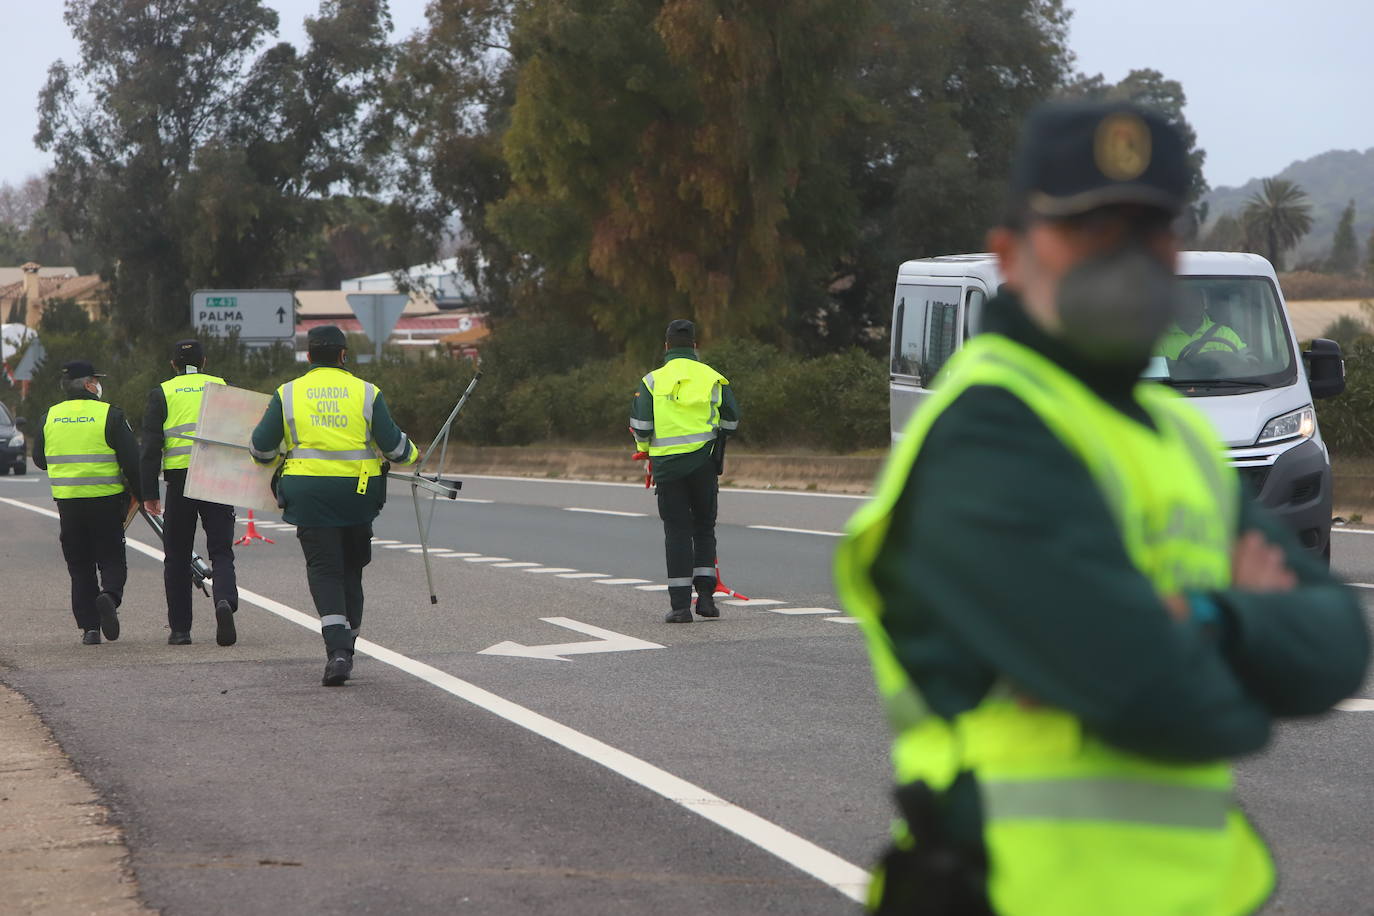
[1156, 285, 1247, 359]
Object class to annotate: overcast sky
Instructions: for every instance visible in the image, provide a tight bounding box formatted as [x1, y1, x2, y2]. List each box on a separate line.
[1, 0, 1370, 191]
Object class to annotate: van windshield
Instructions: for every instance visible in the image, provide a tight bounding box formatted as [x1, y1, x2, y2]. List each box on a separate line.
[1142, 276, 1296, 394]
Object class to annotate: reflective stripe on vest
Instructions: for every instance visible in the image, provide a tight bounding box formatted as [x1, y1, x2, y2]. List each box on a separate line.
[277, 367, 382, 480]
[160, 372, 226, 470]
[44, 399, 123, 499]
[642, 358, 729, 457]
[834, 334, 1272, 916]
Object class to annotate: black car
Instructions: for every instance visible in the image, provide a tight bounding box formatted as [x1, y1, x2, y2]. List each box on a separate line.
[0, 400, 27, 475]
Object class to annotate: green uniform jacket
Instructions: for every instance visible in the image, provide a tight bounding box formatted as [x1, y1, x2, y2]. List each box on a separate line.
[872, 292, 1369, 848]
[250, 370, 410, 527]
[628, 347, 741, 483]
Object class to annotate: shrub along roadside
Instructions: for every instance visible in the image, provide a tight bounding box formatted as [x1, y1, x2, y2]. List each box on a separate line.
[0, 309, 891, 454]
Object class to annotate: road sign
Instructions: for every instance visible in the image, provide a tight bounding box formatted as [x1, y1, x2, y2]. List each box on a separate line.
[191, 290, 295, 342]
[346, 293, 409, 360]
[478, 617, 664, 661]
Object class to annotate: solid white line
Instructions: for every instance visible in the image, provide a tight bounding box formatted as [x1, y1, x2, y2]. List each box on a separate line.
[826, 617, 859, 624]
[462, 473, 866, 500]
[451, 497, 495, 504]
[0, 478, 37, 482]
[769, 607, 838, 615]
[1336, 699, 1374, 711]
[0, 495, 871, 903]
[565, 507, 647, 518]
[558, 572, 611, 579]
[593, 578, 651, 586]
[384, 543, 423, 549]
[1333, 528, 1374, 536]
[723, 598, 784, 607]
[371, 539, 402, 545]
[636, 585, 670, 592]
[748, 525, 844, 537]
[1349, 583, 1374, 590]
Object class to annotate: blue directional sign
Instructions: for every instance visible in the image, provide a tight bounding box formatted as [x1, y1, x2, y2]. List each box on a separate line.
[191, 290, 295, 342]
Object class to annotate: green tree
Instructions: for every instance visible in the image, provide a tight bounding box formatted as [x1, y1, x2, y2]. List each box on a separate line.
[37, 0, 395, 332]
[1366, 226, 1374, 279]
[1327, 199, 1358, 274]
[1242, 178, 1313, 271]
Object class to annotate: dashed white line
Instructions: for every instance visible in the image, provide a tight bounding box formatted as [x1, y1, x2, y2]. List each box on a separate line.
[768, 607, 839, 615]
[557, 572, 612, 579]
[451, 497, 495, 504]
[748, 525, 843, 537]
[636, 585, 669, 592]
[462, 473, 866, 500]
[371, 539, 401, 546]
[525, 567, 578, 575]
[594, 578, 652, 586]
[565, 507, 647, 518]
[0, 495, 870, 903]
[439, 552, 481, 558]
[464, 556, 512, 563]
[492, 561, 542, 568]
[723, 598, 785, 607]
[825, 617, 859, 624]
[384, 543, 423, 550]
[1336, 699, 1374, 712]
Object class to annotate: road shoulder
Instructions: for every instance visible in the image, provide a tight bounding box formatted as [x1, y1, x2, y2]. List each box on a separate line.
[0, 680, 151, 915]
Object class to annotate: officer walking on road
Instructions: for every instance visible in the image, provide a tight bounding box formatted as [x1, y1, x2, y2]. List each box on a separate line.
[836, 102, 1370, 915]
[31, 360, 142, 645]
[140, 339, 240, 646]
[630, 319, 740, 623]
[249, 325, 418, 686]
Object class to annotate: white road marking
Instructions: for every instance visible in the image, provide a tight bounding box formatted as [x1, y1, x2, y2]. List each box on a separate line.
[1336, 699, 1374, 711]
[0, 497, 867, 902]
[478, 617, 665, 661]
[768, 607, 839, 615]
[371, 539, 402, 545]
[1348, 583, 1374, 590]
[636, 584, 669, 591]
[723, 598, 784, 607]
[1333, 528, 1374, 536]
[594, 578, 651, 586]
[748, 525, 843, 537]
[565, 507, 647, 518]
[451, 497, 495, 504]
[558, 572, 611, 579]
[463, 556, 512, 563]
[492, 561, 542, 568]
[525, 567, 577, 575]
[0, 477, 37, 482]
[462, 473, 866, 500]
[826, 617, 859, 624]
[439, 552, 481, 558]
[384, 543, 423, 549]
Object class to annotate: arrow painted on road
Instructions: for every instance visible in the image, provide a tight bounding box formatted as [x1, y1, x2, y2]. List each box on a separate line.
[478, 617, 664, 661]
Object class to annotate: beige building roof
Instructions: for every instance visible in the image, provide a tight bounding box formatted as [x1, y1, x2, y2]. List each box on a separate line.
[1287, 299, 1372, 341]
[0, 265, 76, 286]
[293, 289, 439, 318]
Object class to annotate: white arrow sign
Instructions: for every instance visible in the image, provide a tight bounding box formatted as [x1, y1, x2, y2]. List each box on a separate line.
[479, 617, 664, 661]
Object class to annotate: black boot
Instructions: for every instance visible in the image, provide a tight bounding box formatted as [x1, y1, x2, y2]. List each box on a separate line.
[322, 650, 353, 686]
[215, 600, 237, 647]
[664, 606, 693, 623]
[81, 629, 101, 645]
[168, 631, 192, 645]
[96, 592, 120, 641]
[694, 594, 720, 618]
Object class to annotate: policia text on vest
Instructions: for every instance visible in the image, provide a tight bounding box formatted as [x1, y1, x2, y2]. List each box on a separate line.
[140, 338, 240, 647]
[31, 359, 142, 646]
[250, 324, 419, 687]
[629, 320, 740, 623]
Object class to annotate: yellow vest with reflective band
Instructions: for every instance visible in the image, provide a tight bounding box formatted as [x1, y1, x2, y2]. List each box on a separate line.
[835, 334, 1273, 916]
[643, 358, 729, 457]
[44, 399, 124, 499]
[277, 367, 382, 484]
[160, 372, 226, 470]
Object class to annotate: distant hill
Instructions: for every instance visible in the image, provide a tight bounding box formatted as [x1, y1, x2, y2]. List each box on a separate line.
[1202, 148, 1374, 264]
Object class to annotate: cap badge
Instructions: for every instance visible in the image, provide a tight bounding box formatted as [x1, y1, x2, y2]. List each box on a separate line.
[1094, 112, 1151, 181]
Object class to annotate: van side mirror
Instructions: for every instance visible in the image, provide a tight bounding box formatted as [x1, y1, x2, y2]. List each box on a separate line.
[1304, 338, 1345, 399]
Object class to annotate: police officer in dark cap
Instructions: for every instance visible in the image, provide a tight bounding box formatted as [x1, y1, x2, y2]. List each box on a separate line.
[629, 319, 740, 622]
[32, 359, 142, 644]
[249, 324, 420, 685]
[837, 101, 1367, 913]
[141, 338, 239, 646]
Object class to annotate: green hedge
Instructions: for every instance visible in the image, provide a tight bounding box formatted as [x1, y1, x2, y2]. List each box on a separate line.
[1317, 337, 1374, 456]
[1, 308, 890, 454]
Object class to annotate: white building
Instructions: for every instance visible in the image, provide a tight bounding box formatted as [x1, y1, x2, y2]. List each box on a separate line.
[340, 257, 476, 308]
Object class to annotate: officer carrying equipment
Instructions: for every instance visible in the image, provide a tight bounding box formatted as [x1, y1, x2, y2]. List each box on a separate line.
[31, 359, 142, 645]
[141, 338, 240, 646]
[629, 319, 740, 623]
[836, 101, 1370, 915]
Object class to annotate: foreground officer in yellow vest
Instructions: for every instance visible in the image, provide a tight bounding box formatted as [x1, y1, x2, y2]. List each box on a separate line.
[140, 339, 239, 646]
[31, 360, 142, 645]
[835, 102, 1370, 915]
[630, 319, 740, 622]
[249, 325, 419, 686]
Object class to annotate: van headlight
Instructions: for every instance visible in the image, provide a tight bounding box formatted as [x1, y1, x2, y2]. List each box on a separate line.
[1257, 406, 1315, 445]
[7, 432, 21, 448]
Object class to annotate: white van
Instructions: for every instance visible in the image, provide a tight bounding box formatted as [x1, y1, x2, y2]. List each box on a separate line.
[889, 251, 1346, 558]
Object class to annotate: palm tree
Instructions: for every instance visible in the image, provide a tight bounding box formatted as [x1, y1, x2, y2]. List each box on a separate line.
[1242, 178, 1313, 270]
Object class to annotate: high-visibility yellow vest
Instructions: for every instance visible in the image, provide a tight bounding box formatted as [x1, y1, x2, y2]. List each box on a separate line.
[642, 358, 729, 457]
[835, 334, 1273, 916]
[44, 399, 124, 499]
[160, 371, 226, 470]
[277, 367, 382, 487]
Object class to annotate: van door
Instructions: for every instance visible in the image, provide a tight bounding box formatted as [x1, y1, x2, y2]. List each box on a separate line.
[890, 280, 964, 440]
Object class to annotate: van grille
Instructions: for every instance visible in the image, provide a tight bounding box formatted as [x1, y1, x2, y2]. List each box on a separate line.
[1236, 466, 1270, 497]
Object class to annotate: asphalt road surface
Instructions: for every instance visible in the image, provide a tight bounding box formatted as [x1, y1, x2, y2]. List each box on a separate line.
[2, 470, 1372, 915]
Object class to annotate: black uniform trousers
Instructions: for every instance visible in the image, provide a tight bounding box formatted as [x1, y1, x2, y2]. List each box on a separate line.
[162, 470, 238, 632]
[56, 493, 128, 631]
[655, 459, 719, 610]
[296, 524, 372, 654]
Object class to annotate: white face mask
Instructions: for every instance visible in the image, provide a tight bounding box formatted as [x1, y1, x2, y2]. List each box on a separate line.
[93, 382, 103, 399]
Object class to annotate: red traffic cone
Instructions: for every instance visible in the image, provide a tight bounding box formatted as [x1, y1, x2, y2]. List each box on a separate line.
[712, 559, 748, 601]
[234, 509, 275, 546]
